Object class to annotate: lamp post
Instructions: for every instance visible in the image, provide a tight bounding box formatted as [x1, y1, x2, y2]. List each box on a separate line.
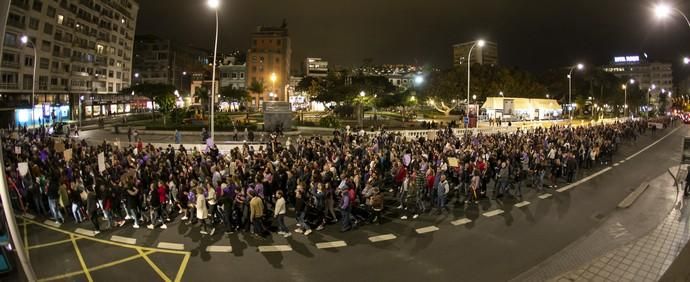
[270, 72, 277, 100]
[359, 91, 365, 128]
[207, 0, 220, 141]
[79, 95, 84, 127]
[20, 36, 37, 127]
[567, 63, 584, 120]
[654, 3, 690, 29]
[467, 39, 485, 128]
[622, 78, 635, 118]
[647, 84, 656, 116]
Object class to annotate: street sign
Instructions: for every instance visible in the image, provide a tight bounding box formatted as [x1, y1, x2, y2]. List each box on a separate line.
[682, 137, 690, 164]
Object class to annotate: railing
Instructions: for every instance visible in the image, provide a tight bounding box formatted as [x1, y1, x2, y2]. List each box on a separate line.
[1, 61, 19, 69]
[11, 1, 30, 10]
[0, 83, 19, 90]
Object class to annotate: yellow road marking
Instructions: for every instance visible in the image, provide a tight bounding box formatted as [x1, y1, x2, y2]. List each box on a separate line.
[138, 249, 171, 282]
[38, 250, 155, 281]
[70, 234, 93, 282]
[21, 218, 189, 255]
[174, 252, 190, 282]
[28, 238, 78, 250]
[22, 218, 29, 259]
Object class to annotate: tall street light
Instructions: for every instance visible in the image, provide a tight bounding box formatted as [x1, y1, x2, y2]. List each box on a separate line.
[358, 91, 365, 128]
[207, 0, 220, 141]
[654, 3, 690, 28]
[270, 72, 277, 100]
[567, 63, 584, 120]
[20, 36, 37, 127]
[621, 78, 635, 118]
[467, 39, 485, 128]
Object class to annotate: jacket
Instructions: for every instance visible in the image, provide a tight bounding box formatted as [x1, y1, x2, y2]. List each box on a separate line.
[274, 197, 286, 217]
[196, 193, 208, 219]
[250, 196, 264, 220]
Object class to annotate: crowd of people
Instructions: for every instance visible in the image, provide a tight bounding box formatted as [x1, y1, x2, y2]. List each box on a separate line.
[0, 117, 670, 238]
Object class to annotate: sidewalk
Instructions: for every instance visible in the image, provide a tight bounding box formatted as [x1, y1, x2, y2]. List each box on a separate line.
[530, 166, 690, 282]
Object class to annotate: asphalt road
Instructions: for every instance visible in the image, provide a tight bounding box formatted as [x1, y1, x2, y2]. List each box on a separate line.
[12, 125, 687, 282]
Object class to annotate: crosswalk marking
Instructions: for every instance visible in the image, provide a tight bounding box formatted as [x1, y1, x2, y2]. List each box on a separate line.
[538, 193, 552, 199]
[206, 245, 232, 253]
[316, 240, 347, 249]
[368, 234, 397, 242]
[514, 201, 531, 208]
[482, 209, 504, 217]
[258, 245, 292, 252]
[450, 218, 472, 226]
[157, 242, 184, 250]
[415, 226, 439, 234]
[111, 235, 136, 245]
[74, 228, 94, 237]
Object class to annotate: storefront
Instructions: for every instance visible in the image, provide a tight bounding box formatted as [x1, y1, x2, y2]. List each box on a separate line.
[481, 97, 562, 121]
[14, 104, 70, 127]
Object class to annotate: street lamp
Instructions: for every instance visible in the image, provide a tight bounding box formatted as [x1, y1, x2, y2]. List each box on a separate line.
[654, 3, 690, 28]
[499, 91, 504, 97]
[207, 0, 220, 141]
[414, 75, 424, 85]
[270, 72, 277, 100]
[567, 63, 584, 120]
[622, 78, 635, 117]
[79, 95, 84, 128]
[684, 57, 690, 65]
[358, 91, 365, 127]
[20, 36, 38, 127]
[546, 94, 550, 99]
[467, 39, 485, 127]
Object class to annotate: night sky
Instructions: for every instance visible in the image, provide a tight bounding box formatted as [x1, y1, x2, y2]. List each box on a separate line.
[136, 0, 690, 73]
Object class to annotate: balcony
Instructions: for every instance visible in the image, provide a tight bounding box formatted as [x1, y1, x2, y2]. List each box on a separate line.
[0, 83, 19, 90]
[71, 71, 90, 77]
[11, 1, 30, 10]
[1, 61, 20, 69]
[7, 20, 25, 29]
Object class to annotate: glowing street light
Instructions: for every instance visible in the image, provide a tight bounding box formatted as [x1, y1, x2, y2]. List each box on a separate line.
[622, 78, 635, 117]
[466, 39, 485, 126]
[684, 57, 690, 64]
[654, 3, 690, 28]
[20, 35, 37, 126]
[414, 75, 424, 85]
[568, 63, 584, 119]
[207, 0, 220, 141]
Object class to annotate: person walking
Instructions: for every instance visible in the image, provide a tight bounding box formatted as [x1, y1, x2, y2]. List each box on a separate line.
[196, 187, 214, 235]
[125, 184, 140, 228]
[293, 187, 312, 235]
[435, 174, 449, 214]
[339, 189, 352, 232]
[86, 187, 100, 235]
[274, 190, 290, 237]
[249, 190, 264, 237]
[175, 130, 182, 144]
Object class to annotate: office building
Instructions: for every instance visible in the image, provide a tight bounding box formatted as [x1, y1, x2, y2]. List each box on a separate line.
[218, 55, 246, 90]
[246, 21, 291, 108]
[1, 0, 139, 125]
[453, 40, 498, 66]
[304, 57, 327, 77]
[601, 54, 673, 110]
[132, 35, 209, 94]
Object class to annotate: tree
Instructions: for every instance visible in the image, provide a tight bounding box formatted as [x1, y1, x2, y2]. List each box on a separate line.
[420, 68, 463, 115]
[220, 86, 249, 102]
[247, 80, 265, 99]
[120, 83, 176, 120]
[154, 93, 176, 125]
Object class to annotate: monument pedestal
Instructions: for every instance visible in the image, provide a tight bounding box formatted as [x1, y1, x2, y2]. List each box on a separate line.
[263, 101, 292, 131]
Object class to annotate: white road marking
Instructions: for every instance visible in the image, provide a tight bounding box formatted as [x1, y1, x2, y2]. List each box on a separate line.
[74, 228, 95, 237]
[206, 245, 233, 253]
[258, 245, 292, 252]
[43, 220, 61, 228]
[368, 234, 397, 242]
[22, 213, 35, 219]
[613, 163, 620, 167]
[556, 167, 613, 193]
[514, 201, 531, 208]
[315, 240, 347, 249]
[538, 193, 552, 199]
[450, 218, 472, 226]
[626, 127, 680, 161]
[157, 242, 185, 250]
[415, 226, 439, 234]
[482, 209, 505, 217]
[110, 235, 136, 245]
